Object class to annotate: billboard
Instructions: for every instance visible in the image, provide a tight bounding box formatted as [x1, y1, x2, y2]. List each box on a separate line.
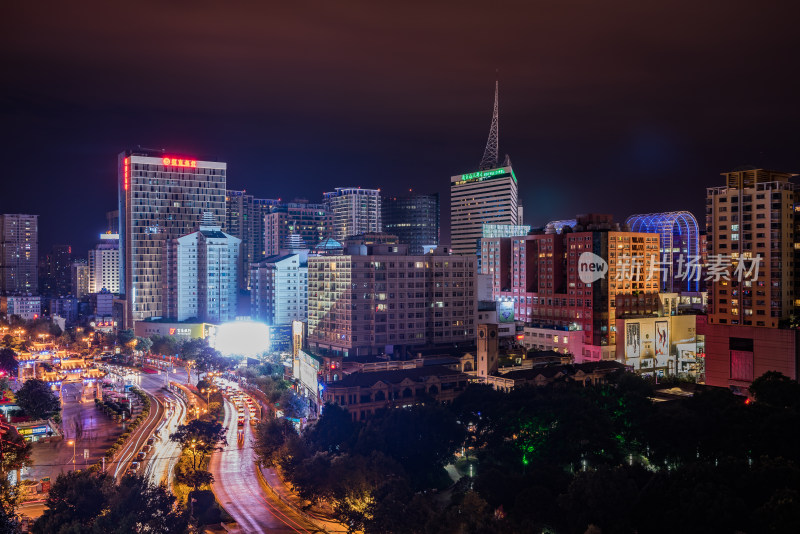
[498, 300, 515, 323]
[625, 323, 641, 360]
[294, 350, 321, 397]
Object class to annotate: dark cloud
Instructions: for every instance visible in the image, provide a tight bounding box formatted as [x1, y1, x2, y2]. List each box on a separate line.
[1, 0, 798, 253]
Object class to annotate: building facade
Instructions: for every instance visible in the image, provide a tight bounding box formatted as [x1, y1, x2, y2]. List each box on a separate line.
[250, 251, 308, 326]
[706, 169, 798, 328]
[450, 167, 519, 255]
[264, 200, 328, 257]
[119, 151, 227, 326]
[382, 193, 439, 255]
[0, 214, 38, 294]
[225, 190, 281, 289]
[71, 260, 89, 298]
[163, 223, 240, 323]
[88, 233, 120, 294]
[481, 214, 661, 360]
[308, 243, 476, 357]
[0, 295, 41, 321]
[626, 211, 701, 293]
[323, 188, 381, 241]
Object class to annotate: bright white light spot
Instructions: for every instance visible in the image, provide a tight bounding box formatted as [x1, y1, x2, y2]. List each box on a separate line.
[212, 321, 270, 357]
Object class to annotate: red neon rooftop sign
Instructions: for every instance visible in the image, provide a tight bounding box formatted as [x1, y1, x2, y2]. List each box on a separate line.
[162, 157, 197, 168]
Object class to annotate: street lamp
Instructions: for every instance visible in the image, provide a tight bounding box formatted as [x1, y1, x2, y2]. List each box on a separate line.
[67, 440, 76, 471]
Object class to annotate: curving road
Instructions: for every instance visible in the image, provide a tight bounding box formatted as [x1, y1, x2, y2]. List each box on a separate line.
[143, 392, 187, 487]
[210, 397, 320, 533]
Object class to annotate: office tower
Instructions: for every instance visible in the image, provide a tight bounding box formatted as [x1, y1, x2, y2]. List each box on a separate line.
[119, 151, 226, 326]
[264, 199, 328, 256]
[225, 190, 281, 290]
[450, 82, 520, 256]
[88, 233, 120, 294]
[71, 260, 89, 298]
[626, 211, 701, 293]
[308, 240, 476, 357]
[382, 193, 439, 254]
[40, 245, 72, 297]
[323, 188, 381, 241]
[250, 251, 308, 326]
[0, 214, 38, 294]
[481, 214, 660, 360]
[163, 221, 240, 323]
[706, 169, 798, 328]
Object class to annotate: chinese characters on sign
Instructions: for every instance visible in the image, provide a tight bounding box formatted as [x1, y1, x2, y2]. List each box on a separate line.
[162, 157, 197, 168]
[613, 254, 763, 282]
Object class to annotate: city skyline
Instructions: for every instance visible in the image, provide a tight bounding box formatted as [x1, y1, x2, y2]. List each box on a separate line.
[3, 1, 800, 254]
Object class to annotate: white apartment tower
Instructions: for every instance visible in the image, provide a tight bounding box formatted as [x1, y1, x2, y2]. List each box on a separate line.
[163, 222, 240, 323]
[250, 251, 309, 326]
[88, 233, 120, 294]
[323, 188, 381, 241]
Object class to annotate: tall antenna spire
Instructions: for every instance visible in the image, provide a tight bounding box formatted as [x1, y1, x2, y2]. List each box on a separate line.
[478, 80, 499, 170]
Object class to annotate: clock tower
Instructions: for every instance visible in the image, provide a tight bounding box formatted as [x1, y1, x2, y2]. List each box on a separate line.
[477, 323, 499, 378]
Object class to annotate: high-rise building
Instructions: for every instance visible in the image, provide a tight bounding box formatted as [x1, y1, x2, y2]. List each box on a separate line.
[106, 210, 119, 234]
[250, 251, 308, 326]
[382, 193, 439, 254]
[450, 82, 521, 256]
[71, 260, 89, 298]
[706, 169, 798, 328]
[88, 233, 120, 294]
[264, 200, 328, 257]
[481, 214, 661, 360]
[225, 191, 281, 289]
[323, 188, 381, 241]
[308, 240, 476, 357]
[450, 168, 519, 255]
[0, 214, 38, 294]
[626, 211, 701, 293]
[163, 222, 240, 323]
[119, 151, 226, 326]
[40, 245, 72, 297]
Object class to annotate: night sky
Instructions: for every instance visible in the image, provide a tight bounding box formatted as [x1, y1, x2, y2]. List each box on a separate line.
[2, 1, 799, 255]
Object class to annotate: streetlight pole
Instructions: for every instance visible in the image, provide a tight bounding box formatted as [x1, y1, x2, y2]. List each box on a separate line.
[68, 439, 76, 471]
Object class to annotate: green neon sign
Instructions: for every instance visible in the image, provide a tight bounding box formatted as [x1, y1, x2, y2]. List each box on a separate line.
[460, 167, 517, 184]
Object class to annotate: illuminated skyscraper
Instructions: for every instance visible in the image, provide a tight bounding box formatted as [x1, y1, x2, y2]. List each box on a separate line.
[118, 150, 226, 327]
[450, 82, 520, 255]
[88, 233, 120, 294]
[382, 193, 439, 254]
[264, 199, 328, 256]
[0, 214, 38, 294]
[450, 167, 519, 255]
[323, 188, 381, 241]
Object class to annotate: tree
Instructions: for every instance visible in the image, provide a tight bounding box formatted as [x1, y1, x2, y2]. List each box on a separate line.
[150, 334, 179, 356]
[33, 471, 188, 534]
[135, 336, 153, 354]
[177, 469, 214, 491]
[254, 418, 297, 467]
[56, 331, 73, 349]
[305, 403, 358, 454]
[0, 478, 20, 534]
[0, 348, 18, 377]
[0, 427, 32, 473]
[116, 329, 135, 345]
[15, 378, 61, 421]
[170, 419, 226, 470]
[749, 371, 800, 408]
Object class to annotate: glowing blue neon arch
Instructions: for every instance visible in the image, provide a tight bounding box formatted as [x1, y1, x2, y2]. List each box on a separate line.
[625, 211, 700, 292]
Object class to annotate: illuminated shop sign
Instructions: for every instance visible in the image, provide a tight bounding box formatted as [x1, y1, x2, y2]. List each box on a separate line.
[123, 158, 129, 190]
[459, 167, 517, 184]
[162, 157, 198, 168]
